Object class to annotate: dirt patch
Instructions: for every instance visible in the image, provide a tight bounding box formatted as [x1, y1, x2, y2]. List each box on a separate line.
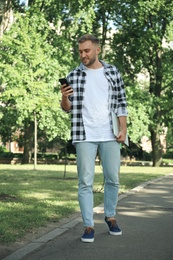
[0, 193, 17, 201]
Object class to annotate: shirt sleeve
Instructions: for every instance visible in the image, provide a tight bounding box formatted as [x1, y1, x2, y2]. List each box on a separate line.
[116, 70, 128, 117]
[117, 107, 128, 117]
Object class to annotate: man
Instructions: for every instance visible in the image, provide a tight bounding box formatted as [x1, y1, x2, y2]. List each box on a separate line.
[60, 34, 128, 243]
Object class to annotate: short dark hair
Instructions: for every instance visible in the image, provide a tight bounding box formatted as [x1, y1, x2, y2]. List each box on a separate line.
[78, 34, 100, 45]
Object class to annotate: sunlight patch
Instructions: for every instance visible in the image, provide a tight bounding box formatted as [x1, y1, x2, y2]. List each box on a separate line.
[25, 192, 51, 199]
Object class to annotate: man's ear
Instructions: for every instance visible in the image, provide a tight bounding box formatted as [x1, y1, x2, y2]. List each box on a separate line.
[96, 46, 101, 54]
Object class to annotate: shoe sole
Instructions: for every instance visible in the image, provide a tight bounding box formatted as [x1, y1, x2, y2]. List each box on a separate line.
[109, 230, 122, 235]
[81, 238, 94, 242]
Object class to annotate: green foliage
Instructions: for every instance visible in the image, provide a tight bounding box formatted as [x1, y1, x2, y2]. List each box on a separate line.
[0, 146, 7, 153]
[163, 150, 173, 159]
[0, 146, 11, 155]
[0, 13, 70, 147]
[165, 124, 173, 151]
[0, 151, 23, 158]
[126, 84, 150, 143]
[104, 0, 173, 165]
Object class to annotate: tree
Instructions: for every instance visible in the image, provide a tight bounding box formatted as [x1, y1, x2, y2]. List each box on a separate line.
[106, 0, 173, 166]
[0, 13, 70, 163]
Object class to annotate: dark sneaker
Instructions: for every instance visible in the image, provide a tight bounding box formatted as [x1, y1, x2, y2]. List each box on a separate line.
[105, 217, 122, 235]
[81, 227, 95, 242]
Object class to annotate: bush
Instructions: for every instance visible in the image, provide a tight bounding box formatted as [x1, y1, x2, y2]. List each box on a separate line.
[0, 147, 24, 159]
[0, 146, 14, 158]
[0, 146, 9, 153]
[32, 153, 58, 160]
[163, 150, 173, 159]
[121, 143, 152, 161]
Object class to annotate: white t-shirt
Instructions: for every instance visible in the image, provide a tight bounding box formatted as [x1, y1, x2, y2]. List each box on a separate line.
[82, 66, 115, 141]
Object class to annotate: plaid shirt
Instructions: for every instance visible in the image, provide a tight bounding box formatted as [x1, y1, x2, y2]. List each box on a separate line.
[66, 60, 128, 142]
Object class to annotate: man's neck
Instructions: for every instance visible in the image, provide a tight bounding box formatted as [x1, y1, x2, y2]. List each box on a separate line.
[87, 60, 103, 69]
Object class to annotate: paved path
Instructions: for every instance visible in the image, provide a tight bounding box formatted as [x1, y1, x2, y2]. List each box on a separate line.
[2, 173, 173, 260]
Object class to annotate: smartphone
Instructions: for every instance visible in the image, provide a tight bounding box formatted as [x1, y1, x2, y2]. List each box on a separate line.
[59, 78, 69, 87]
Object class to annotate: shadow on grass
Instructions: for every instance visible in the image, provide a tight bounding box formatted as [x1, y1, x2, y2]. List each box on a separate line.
[0, 196, 76, 242]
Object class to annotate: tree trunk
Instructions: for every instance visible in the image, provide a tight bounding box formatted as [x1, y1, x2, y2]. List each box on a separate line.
[0, 0, 14, 38]
[148, 44, 163, 167]
[34, 112, 37, 169]
[150, 127, 163, 167]
[22, 121, 34, 164]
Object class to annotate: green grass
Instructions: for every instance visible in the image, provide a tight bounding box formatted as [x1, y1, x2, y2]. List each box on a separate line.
[162, 158, 173, 165]
[0, 164, 172, 243]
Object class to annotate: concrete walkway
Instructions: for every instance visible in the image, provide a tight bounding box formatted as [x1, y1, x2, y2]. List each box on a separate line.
[2, 173, 173, 260]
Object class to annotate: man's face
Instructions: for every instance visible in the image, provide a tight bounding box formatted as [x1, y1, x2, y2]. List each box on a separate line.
[78, 40, 100, 68]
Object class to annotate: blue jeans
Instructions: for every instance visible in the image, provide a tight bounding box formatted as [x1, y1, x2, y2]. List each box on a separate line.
[75, 141, 120, 227]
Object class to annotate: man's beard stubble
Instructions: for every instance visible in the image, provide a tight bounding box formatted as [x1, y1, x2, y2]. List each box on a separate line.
[82, 57, 96, 67]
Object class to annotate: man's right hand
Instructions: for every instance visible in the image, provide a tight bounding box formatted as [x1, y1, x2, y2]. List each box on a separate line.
[61, 85, 73, 97]
[60, 84, 73, 111]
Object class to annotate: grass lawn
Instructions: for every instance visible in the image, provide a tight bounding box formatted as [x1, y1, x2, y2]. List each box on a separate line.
[0, 164, 172, 243]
